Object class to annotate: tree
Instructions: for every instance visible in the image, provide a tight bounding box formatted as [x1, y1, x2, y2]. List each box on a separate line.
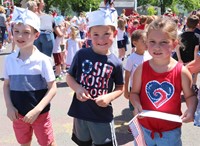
[147, 6, 157, 15]
[13, 0, 200, 16]
[49, 0, 73, 15]
[70, 0, 101, 14]
[177, 0, 200, 12]
[138, 0, 200, 15]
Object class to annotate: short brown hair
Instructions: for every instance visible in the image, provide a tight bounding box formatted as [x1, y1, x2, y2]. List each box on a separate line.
[131, 29, 145, 43]
[186, 15, 199, 29]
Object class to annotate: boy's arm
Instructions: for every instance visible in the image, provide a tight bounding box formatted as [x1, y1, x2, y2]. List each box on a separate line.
[124, 70, 131, 99]
[35, 81, 57, 112]
[66, 73, 92, 102]
[23, 81, 57, 124]
[181, 66, 198, 123]
[129, 64, 143, 115]
[175, 44, 183, 63]
[94, 84, 124, 107]
[3, 79, 19, 121]
[194, 45, 199, 60]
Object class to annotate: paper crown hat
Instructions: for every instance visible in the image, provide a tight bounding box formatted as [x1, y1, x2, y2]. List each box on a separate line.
[87, 8, 117, 29]
[12, 6, 40, 32]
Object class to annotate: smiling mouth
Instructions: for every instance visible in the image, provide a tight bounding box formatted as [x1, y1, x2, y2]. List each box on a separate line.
[17, 40, 25, 43]
[154, 52, 162, 55]
[98, 43, 107, 46]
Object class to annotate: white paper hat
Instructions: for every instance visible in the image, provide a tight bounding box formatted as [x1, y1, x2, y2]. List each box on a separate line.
[12, 6, 40, 32]
[87, 8, 117, 29]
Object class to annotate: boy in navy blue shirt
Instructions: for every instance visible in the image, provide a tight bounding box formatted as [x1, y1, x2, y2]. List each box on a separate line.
[66, 8, 124, 146]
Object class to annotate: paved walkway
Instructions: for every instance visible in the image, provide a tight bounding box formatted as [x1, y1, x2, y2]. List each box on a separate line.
[0, 44, 200, 146]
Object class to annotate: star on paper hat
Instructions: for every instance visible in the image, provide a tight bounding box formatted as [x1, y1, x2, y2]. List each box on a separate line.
[87, 8, 117, 29]
[12, 6, 40, 32]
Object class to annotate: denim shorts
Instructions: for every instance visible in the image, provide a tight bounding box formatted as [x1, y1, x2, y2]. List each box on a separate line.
[134, 126, 182, 146]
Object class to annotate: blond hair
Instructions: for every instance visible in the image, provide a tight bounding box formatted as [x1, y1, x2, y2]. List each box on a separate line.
[146, 17, 177, 41]
[117, 18, 126, 31]
[70, 26, 79, 40]
[26, 1, 37, 11]
[0, 6, 5, 13]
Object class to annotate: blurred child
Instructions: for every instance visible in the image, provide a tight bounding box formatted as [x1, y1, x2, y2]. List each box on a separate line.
[60, 21, 70, 73]
[137, 15, 147, 30]
[65, 26, 82, 68]
[53, 16, 65, 81]
[117, 18, 127, 60]
[130, 17, 197, 146]
[175, 14, 200, 94]
[124, 30, 151, 128]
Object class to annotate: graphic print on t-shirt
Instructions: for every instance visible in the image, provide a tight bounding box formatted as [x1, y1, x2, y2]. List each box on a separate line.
[80, 59, 113, 97]
[146, 80, 174, 108]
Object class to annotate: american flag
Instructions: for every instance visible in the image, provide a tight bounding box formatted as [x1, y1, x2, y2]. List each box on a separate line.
[128, 115, 147, 146]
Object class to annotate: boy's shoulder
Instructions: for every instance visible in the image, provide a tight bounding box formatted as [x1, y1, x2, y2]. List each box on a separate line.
[128, 52, 143, 59]
[33, 49, 53, 63]
[181, 31, 196, 38]
[7, 48, 51, 62]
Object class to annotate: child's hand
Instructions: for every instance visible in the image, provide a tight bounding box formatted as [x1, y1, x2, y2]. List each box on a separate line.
[23, 109, 41, 124]
[124, 91, 130, 99]
[94, 95, 111, 107]
[7, 105, 18, 121]
[75, 86, 92, 102]
[133, 104, 143, 116]
[181, 109, 194, 123]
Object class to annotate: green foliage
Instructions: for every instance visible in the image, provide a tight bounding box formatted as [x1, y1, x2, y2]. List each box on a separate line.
[12, 0, 200, 16]
[70, 0, 101, 14]
[178, 0, 200, 12]
[147, 6, 157, 15]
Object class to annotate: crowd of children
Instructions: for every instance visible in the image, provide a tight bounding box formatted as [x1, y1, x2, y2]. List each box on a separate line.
[2, 0, 200, 145]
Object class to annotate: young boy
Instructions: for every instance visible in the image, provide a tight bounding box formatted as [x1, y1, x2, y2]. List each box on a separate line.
[3, 7, 57, 146]
[175, 14, 200, 94]
[124, 30, 151, 121]
[66, 9, 124, 146]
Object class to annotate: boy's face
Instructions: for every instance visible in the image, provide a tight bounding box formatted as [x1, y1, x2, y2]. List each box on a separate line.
[13, 23, 39, 50]
[88, 25, 116, 55]
[133, 36, 146, 52]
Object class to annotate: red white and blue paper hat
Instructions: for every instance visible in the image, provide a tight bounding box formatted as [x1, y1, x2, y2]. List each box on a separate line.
[12, 6, 40, 32]
[87, 8, 117, 29]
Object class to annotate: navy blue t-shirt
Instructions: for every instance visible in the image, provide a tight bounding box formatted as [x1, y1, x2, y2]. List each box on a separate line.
[67, 48, 124, 123]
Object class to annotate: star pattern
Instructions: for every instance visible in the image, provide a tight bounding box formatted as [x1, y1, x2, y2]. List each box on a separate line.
[99, 8, 116, 25]
[13, 7, 32, 24]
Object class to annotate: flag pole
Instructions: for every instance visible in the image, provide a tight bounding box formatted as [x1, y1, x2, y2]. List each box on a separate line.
[134, 0, 137, 12]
